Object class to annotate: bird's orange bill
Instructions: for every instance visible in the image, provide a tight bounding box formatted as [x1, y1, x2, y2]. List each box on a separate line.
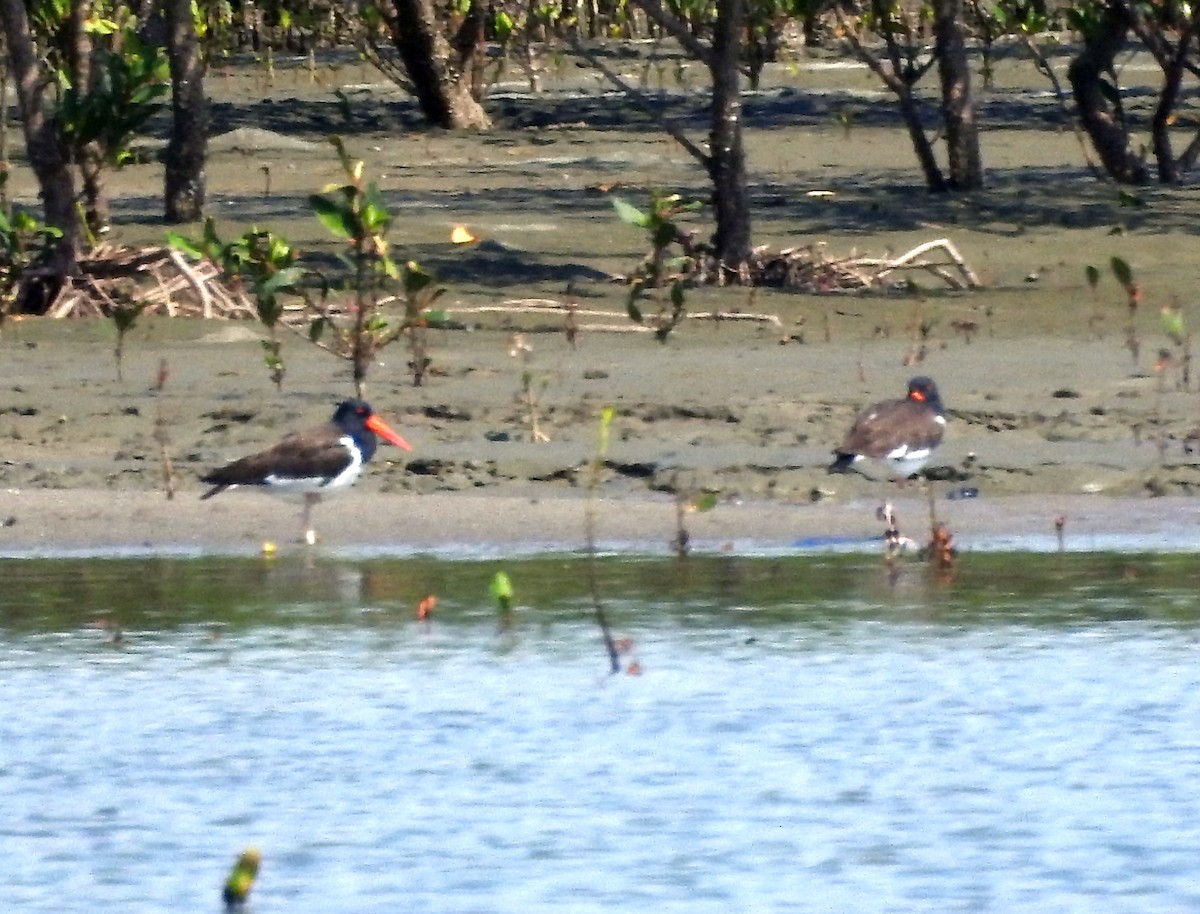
[367, 414, 413, 451]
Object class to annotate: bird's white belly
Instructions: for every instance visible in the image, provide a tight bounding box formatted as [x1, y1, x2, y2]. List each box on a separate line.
[263, 436, 363, 496]
[883, 446, 932, 477]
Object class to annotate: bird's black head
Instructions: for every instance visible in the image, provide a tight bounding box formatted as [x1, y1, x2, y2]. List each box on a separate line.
[331, 400, 378, 454]
[333, 400, 373, 425]
[331, 399, 412, 455]
[906, 376, 943, 410]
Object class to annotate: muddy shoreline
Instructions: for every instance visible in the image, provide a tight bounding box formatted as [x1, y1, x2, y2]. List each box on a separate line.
[3, 317, 1200, 556]
[4, 49, 1200, 555]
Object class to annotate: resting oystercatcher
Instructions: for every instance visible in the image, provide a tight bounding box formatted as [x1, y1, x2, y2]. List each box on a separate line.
[828, 376, 946, 479]
[200, 399, 411, 544]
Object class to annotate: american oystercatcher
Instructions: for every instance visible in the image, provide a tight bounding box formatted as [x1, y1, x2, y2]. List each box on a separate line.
[828, 376, 946, 479]
[200, 400, 412, 544]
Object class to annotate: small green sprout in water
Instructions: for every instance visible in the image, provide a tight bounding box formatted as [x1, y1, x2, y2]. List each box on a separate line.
[491, 571, 515, 630]
[586, 406, 625, 674]
[222, 847, 261, 911]
[491, 571, 514, 611]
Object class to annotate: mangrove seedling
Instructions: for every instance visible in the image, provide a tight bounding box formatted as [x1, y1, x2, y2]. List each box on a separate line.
[309, 138, 446, 394]
[1085, 263, 1104, 338]
[110, 292, 148, 382]
[0, 186, 63, 335]
[563, 280, 579, 349]
[672, 481, 718, 558]
[876, 502, 917, 587]
[222, 847, 261, 911]
[1110, 256, 1140, 368]
[1158, 298, 1190, 391]
[491, 570, 515, 631]
[416, 593, 437, 622]
[612, 191, 703, 343]
[153, 358, 175, 499]
[585, 406, 622, 674]
[399, 260, 447, 388]
[509, 332, 550, 442]
[168, 220, 304, 390]
[924, 522, 958, 583]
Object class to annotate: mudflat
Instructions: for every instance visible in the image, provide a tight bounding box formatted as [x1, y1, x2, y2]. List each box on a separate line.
[2, 46, 1199, 555]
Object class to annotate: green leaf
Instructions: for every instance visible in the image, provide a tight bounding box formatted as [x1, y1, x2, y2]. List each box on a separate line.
[612, 196, 651, 228]
[404, 263, 437, 294]
[259, 265, 304, 297]
[1084, 264, 1101, 290]
[166, 231, 204, 260]
[690, 491, 719, 512]
[362, 199, 390, 233]
[112, 302, 146, 332]
[1161, 307, 1185, 344]
[597, 406, 615, 457]
[308, 316, 327, 343]
[652, 221, 676, 250]
[490, 571, 514, 612]
[311, 194, 357, 239]
[1110, 256, 1134, 288]
[494, 9, 515, 41]
[1117, 189, 1146, 208]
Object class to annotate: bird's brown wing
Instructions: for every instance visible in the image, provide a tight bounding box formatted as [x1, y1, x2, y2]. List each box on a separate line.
[201, 426, 350, 489]
[837, 397, 943, 459]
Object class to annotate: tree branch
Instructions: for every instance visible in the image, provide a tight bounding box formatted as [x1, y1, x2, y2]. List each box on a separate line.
[625, 0, 713, 65]
[567, 35, 710, 168]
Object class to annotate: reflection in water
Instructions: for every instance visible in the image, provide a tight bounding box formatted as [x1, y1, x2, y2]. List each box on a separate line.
[3, 552, 1200, 912]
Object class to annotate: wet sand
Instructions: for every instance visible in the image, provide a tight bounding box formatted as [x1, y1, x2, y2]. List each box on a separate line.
[3, 47, 1200, 556]
[2, 317, 1199, 556]
[2, 486, 1199, 558]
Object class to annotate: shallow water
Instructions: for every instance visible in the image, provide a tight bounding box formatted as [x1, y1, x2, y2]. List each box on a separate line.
[4, 552, 1200, 913]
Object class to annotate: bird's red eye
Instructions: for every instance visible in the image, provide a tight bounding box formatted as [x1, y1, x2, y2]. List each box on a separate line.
[911, 390, 926, 402]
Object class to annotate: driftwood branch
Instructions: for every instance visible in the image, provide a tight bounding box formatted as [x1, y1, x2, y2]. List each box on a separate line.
[45, 244, 257, 319]
[39, 236, 979, 330]
[672, 236, 981, 292]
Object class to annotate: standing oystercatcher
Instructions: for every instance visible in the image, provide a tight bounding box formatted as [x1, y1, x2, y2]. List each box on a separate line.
[828, 376, 947, 479]
[201, 399, 412, 544]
